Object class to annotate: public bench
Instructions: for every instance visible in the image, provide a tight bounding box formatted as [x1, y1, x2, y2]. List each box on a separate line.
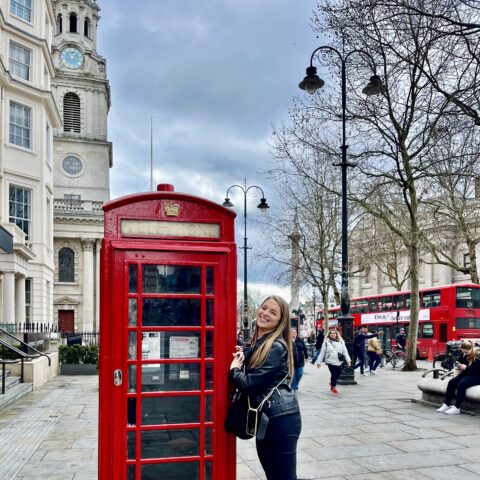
[417, 368, 480, 415]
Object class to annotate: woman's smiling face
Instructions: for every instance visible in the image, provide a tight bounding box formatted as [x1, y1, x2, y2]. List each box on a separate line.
[256, 298, 281, 336]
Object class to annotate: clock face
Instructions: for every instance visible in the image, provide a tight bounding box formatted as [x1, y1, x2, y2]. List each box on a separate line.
[60, 47, 84, 69]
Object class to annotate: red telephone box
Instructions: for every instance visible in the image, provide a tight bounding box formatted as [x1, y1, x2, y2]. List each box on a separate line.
[99, 184, 237, 480]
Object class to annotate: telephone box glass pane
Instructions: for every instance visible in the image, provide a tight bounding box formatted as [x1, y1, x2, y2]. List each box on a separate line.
[142, 265, 201, 294]
[127, 465, 135, 480]
[129, 298, 137, 326]
[206, 299, 214, 326]
[206, 267, 214, 294]
[205, 363, 213, 390]
[142, 363, 200, 392]
[141, 462, 198, 480]
[205, 427, 213, 455]
[128, 332, 137, 359]
[205, 395, 213, 421]
[141, 429, 199, 458]
[128, 365, 137, 393]
[142, 299, 201, 326]
[142, 396, 199, 425]
[127, 431, 136, 459]
[205, 331, 214, 358]
[127, 398, 136, 426]
[205, 461, 212, 480]
[129, 264, 137, 293]
[142, 331, 200, 359]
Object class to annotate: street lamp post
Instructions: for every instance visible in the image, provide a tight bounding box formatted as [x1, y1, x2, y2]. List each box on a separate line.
[299, 46, 384, 384]
[223, 179, 269, 342]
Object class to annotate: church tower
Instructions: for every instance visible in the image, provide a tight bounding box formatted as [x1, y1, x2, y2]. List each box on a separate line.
[51, 0, 112, 332]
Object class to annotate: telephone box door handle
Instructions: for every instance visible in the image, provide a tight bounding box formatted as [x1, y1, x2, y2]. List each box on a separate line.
[114, 369, 123, 386]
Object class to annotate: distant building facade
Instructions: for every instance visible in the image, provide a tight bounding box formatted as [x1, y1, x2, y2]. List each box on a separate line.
[51, 0, 111, 332]
[0, 0, 61, 328]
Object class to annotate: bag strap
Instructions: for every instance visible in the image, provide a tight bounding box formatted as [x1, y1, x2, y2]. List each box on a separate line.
[247, 373, 289, 412]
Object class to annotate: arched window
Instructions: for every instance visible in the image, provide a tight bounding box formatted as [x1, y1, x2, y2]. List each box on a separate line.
[63, 92, 81, 133]
[69, 13, 77, 33]
[57, 14, 62, 34]
[84, 17, 90, 37]
[59, 247, 75, 282]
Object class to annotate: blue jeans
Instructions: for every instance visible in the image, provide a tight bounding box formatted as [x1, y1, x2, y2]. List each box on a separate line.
[291, 366, 304, 391]
[368, 351, 381, 372]
[354, 350, 367, 374]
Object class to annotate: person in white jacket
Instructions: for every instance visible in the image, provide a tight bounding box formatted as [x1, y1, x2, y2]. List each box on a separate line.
[316, 328, 351, 395]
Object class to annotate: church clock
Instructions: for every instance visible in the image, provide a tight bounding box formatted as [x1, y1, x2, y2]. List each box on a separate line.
[60, 46, 84, 69]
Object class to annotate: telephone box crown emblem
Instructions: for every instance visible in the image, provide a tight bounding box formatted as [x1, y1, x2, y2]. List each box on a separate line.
[164, 202, 180, 217]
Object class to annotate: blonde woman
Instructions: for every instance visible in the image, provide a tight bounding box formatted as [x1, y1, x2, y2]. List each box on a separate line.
[437, 340, 480, 415]
[229, 296, 301, 480]
[367, 331, 383, 374]
[316, 328, 351, 395]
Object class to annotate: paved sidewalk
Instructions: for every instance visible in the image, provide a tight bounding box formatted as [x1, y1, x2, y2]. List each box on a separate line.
[0, 361, 479, 479]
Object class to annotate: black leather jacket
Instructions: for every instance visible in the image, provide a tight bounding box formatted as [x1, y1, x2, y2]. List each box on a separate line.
[229, 336, 300, 419]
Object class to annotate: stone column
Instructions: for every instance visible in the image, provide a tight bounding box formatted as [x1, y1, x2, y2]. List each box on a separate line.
[82, 239, 95, 331]
[15, 276, 25, 326]
[95, 239, 100, 331]
[2, 272, 15, 325]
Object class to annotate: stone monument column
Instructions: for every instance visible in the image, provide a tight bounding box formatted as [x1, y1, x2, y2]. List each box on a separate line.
[15, 275, 26, 327]
[3, 272, 15, 325]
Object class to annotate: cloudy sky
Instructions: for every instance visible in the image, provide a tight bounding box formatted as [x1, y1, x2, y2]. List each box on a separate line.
[96, 0, 319, 299]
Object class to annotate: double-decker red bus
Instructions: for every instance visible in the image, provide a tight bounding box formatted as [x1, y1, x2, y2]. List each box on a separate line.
[316, 283, 480, 358]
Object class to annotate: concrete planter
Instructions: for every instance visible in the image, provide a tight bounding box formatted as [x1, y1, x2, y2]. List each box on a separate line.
[60, 363, 98, 375]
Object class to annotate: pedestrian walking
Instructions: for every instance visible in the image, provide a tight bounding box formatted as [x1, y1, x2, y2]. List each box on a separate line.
[367, 331, 383, 374]
[236, 331, 245, 347]
[229, 295, 301, 479]
[311, 329, 324, 365]
[291, 328, 309, 391]
[437, 340, 480, 415]
[316, 328, 351, 395]
[353, 326, 380, 376]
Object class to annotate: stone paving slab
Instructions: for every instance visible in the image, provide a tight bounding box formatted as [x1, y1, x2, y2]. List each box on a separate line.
[1, 361, 480, 479]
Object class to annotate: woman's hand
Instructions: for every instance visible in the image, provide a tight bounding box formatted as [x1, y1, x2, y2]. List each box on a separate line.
[230, 351, 244, 370]
[457, 363, 466, 371]
[317, 362, 322, 369]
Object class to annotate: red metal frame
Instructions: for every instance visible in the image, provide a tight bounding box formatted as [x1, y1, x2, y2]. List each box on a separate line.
[100, 187, 237, 480]
[317, 283, 480, 357]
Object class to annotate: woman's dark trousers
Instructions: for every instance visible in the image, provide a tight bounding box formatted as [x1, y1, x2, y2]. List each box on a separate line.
[327, 364, 342, 387]
[256, 412, 301, 480]
[445, 374, 480, 408]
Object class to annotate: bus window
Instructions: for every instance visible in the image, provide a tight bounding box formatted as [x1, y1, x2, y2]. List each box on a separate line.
[378, 296, 393, 311]
[421, 322, 434, 338]
[455, 317, 480, 329]
[368, 298, 377, 312]
[405, 294, 411, 309]
[393, 294, 403, 310]
[422, 290, 440, 308]
[456, 287, 480, 309]
[357, 299, 368, 313]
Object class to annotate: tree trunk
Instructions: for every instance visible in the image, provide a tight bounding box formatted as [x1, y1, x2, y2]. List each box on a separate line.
[404, 234, 419, 371]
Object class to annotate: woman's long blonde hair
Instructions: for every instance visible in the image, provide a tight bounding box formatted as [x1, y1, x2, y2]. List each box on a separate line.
[327, 328, 344, 343]
[461, 340, 477, 365]
[248, 296, 294, 379]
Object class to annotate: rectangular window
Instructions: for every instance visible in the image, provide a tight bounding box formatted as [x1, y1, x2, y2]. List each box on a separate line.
[456, 287, 480, 309]
[421, 322, 434, 339]
[10, 0, 32, 22]
[25, 278, 32, 323]
[455, 317, 480, 329]
[9, 42, 31, 80]
[378, 296, 393, 311]
[9, 101, 32, 149]
[9, 185, 31, 239]
[368, 298, 378, 312]
[421, 290, 441, 308]
[393, 294, 404, 310]
[463, 253, 471, 269]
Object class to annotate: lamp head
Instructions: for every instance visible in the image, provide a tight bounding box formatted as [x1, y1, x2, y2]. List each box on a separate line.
[362, 75, 385, 96]
[222, 198, 234, 208]
[299, 66, 325, 95]
[257, 198, 269, 212]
